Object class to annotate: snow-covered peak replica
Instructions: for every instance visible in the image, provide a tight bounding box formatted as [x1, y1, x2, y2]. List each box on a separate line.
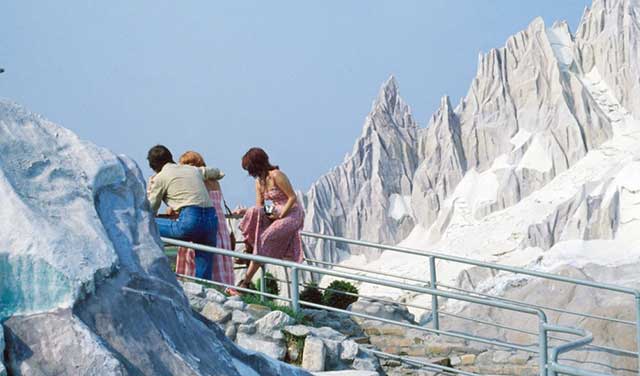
[0, 100, 308, 375]
[302, 76, 419, 263]
[303, 0, 640, 369]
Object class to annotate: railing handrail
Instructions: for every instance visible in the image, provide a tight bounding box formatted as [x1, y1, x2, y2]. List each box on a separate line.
[300, 231, 640, 374]
[300, 231, 640, 297]
[308, 255, 636, 327]
[259, 271, 639, 357]
[161, 236, 544, 317]
[160, 236, 620, 376]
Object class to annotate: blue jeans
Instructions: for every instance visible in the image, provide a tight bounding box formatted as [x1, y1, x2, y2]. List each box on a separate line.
[156, 206, 218, 280]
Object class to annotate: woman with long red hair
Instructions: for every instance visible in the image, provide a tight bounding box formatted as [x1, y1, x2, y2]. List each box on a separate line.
[234, 147, 304, 291]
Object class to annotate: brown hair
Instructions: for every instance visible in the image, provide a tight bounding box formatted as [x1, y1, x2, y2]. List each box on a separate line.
[147, 145, 175, 172]
[241, 147, 278, 180]
[179, 151, 206, 167]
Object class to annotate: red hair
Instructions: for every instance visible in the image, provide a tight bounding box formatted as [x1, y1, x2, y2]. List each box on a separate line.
[241, 147, 278, 179]
[179, 151, 206, 167]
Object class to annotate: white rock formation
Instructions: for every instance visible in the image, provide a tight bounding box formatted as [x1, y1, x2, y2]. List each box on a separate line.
[302, 76, 420, 262]
[411, 15, 614, 233]
[0, 101, 309, 375]
[303, 1, 640, 371]
[576, 0, 640, 119]
[303, 0, 640, 272]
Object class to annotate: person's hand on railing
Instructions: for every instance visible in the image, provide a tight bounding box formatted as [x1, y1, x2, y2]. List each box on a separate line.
[232, 205, 247, 217]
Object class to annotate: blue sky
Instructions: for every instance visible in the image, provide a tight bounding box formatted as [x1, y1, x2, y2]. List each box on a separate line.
[1, 1, 590, 206]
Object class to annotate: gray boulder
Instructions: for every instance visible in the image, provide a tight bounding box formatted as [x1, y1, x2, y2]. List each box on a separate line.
[205, 288, 228, 304]
[302, 336, 326, 372]
[236, 333, 287, 361]
[182, 282, 205, 297]
[284, 325, 312, 337]
[351, 349, 381, 373]
[256, 311, 295, 336]
[202, 302, 231, 323]
[349, 298, 415, 324]
[340, 340, 359, 361]
[232, 310, 253, 325]
[224, 298, 246, 311]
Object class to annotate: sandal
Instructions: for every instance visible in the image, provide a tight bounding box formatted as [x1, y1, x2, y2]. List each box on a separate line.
[226, 279, 249, 296]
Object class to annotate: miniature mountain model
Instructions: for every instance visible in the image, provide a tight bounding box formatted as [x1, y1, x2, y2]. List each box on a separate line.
[303, 0, 640, 276]
[302, 0, 640, 371]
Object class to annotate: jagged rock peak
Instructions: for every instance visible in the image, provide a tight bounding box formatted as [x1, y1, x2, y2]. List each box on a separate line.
[438, 95, 453, 113]
[373, 75, 400, 107]
[367, 75, 417, 130]
[302, 75, 420, 263]
[578, 0, 639, 38]
[428, 95, 457, 129]
[591, 0, 639, 12]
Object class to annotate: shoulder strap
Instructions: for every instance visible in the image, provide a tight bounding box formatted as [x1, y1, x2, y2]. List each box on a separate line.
[223, 200, 233, 216]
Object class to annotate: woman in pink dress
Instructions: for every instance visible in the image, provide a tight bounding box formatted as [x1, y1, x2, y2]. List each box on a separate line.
[173, 151, 235, 286]
[234, 147, 304, 291]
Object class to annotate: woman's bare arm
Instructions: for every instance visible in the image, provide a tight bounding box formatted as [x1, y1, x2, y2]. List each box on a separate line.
[255, 179, 265, 207]
[272, 170, 297, 219]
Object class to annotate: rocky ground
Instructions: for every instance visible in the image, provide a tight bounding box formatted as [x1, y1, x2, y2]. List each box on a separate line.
[181, 280, 549, 375]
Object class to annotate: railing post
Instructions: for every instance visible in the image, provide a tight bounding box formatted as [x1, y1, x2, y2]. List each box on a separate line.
[291, 266, 300, 313]
[539, 321, 549, 376]
[636, 294, 640, 374]
[429, 256, 440, 331]
[260, 266, 266, 303]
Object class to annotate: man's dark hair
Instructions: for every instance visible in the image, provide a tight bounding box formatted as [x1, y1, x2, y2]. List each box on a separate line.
[147, 145, 175, 173]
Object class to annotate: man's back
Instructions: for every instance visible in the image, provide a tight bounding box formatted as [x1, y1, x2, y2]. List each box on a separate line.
[148, 164, 213, 213]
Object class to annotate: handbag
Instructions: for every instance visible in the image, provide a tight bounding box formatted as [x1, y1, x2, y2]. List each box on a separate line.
[223, 200, 237, 251]
[224, 201, 252, 266]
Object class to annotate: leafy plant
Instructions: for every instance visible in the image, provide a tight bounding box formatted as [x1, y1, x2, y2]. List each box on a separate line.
[255, 272, 280, 298]
[283, 332, 306, 365]
[300, 282, 323, 305]
[322, 280, 359, 310]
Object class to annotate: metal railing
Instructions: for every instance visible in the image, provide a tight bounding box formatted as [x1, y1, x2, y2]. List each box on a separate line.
[301, 232, 640, 372]
[161, 236, 621, 376]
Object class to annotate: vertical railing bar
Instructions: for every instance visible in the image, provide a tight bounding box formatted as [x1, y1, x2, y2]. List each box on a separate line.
[260, 266, 266, 303]
[540, 320, 549, 376]
[429, 256, 440, 331]
[291, 266, 299, 313]
[636, 294, 640, 375]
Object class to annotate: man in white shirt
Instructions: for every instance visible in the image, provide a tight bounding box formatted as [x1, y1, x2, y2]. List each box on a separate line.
[147, 145, 223, 280]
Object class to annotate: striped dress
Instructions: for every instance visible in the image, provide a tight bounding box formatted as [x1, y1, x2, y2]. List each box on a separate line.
[176, 190, 235, 285]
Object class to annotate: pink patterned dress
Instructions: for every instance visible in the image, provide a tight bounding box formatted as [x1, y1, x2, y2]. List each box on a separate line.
[176, 190, 235, 285]
[240, 186, 304, 262]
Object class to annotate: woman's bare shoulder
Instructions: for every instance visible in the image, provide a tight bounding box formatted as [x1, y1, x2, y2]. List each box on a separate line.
[269, 169, 287, 179]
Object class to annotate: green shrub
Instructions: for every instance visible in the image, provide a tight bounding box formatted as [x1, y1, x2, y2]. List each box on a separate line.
[300, 282, 323, 305]
[322, 280, 359, 310]
[255, 272, 280, 298]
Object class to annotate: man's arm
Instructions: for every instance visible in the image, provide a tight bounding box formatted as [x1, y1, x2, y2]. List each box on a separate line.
[147, 174, 166, 214]
[199, 166, 225, 181]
